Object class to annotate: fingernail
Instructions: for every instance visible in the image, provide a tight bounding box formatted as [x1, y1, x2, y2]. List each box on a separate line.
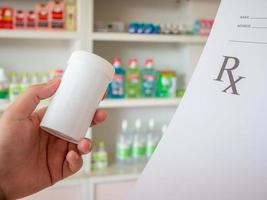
[47, 78, 60, 85]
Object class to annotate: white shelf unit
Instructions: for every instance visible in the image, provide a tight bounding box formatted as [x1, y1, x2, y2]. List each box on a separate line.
[0, 30, 79, 40]
[0, 0, 221, 199]
[92, 32, 208, 43]
[0, 98, 180, 112]
[91, 0, 220, 176]
[100, 98, 181, 108]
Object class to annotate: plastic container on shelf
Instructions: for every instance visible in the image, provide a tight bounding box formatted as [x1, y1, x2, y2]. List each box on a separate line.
[0, 68, 9, 100]
[19, 72, 30, 94]
[132, 119, 146, 163]
[125, 58, 141, 98]
[9, 72, 20, 102]
[146, 119, 160, 159]
[116, 120, 132, 165]
[64, 0, 77, 31]
[141, 59, 157, 98]
[92, 142, 108, 170]
[108, 58, 125, 99]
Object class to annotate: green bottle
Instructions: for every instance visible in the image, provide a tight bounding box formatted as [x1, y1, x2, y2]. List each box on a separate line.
[19, 72, 30, 95]
[125, 58, 141, 98]
[9, 72, 20, 102]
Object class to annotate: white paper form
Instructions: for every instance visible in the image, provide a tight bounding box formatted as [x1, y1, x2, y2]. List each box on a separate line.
[128, 0, 267, 199]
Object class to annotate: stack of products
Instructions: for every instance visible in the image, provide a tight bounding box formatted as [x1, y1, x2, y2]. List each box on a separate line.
[95, 20, 214, 36]
[0, 68, 64, 102]
[128, 22, 161, 34]
[116, 119, 168, 166]
[108, 57, 185, 99]
[0, 0, 76, 31]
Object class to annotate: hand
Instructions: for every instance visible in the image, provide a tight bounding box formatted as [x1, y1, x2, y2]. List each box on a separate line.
[0, 79, 107, 199]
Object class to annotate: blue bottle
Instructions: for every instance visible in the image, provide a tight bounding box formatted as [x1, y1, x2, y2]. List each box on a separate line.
[141, 59, 157, 97]
[108, 58, 125, 99]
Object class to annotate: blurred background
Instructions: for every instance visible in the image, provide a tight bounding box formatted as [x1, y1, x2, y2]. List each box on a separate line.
[0, 0, 220, 199]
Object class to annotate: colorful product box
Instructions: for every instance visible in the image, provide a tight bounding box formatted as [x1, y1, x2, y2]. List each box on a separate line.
[156, 71, 177, 98]
[15, 10, 26, 28]
[26, 11, 36, 28]
[0, 8, 2, 28]
[36, 3, 50, 28]
[0, 7, 14, 29]
[49, 0, 65, 29]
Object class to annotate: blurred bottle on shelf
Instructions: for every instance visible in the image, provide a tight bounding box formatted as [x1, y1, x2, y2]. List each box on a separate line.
[146, 119, 160, 159]
[0, 69, 9, 100]
[132, 119, 146, 163]
[125, 58, 141, 98]
[19, 72, 30, 94]
[9, 72, 20, 102]
[31, 72, 40, 85]
[116, 120, 132, 165]
[161, 124, 168, 138]
[108, 58, 125, 99]
[141, 59, 157, 98]
[64, 0, 76, 31]
[92, 142, 108, 170]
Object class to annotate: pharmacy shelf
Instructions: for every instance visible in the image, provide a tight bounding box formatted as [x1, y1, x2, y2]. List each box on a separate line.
[0, 98, 181, 113]
[99, 98, 181, 108]
[92, 32, 208, 44]
[89, 163, 144, 180]
[0, 30, 79, 40]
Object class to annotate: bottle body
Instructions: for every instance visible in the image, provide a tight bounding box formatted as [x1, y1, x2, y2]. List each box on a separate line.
[132, 119, 146, 163]
[141, 60, 157, 97]
[9, 73, 20, 102]
[0, 69, 9, 100]
[125, 59, 141, 98]
[92, 142, 108, 170]
[116, 132, 132, 165]
[41, 51, 114, 144]
[108, 58, 125, 99]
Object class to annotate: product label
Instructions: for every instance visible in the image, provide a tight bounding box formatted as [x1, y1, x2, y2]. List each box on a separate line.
[116, 143, 132, 160]
[132, 143, 146, 158]
[93, 152, 108, 170]
[128, 74, 140, 84]
[111, 74, 124, 95]
[143, 74, 156, 96]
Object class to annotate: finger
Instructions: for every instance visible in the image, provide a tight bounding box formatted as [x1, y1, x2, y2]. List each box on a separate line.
[77, 138, 92, 155]
[63, 150, 83, 177]
[35, 106, 47, 122]
[7, 79, 60, 119]
[91, 109, 107, 126]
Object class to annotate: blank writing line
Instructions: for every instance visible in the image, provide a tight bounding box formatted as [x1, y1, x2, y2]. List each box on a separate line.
[229, 40, 267, 45]
[251, 26, 267, 29]
[250, 17, 267, 20]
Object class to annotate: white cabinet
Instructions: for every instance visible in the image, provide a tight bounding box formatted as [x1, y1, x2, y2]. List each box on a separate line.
[21, 178, 88, 200]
